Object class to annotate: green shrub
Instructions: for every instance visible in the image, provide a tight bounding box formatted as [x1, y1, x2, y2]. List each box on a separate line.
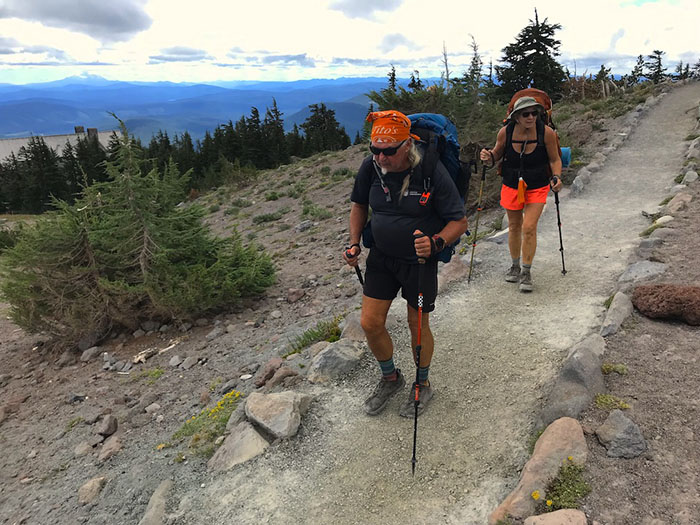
[538, 458, 591, 512]
[320, 166, 331, 176]
[595, 393, 630, 410]
[285, 316, 342, 356]
[302, 201, 332, 220]
[253, 211, 285, 224]
[173, 390, 242, 457]
[209, 204, 220, 213]
[230, 198, 252, 208]
[265, 191, 280, 201]
[601, 363, 628, 375]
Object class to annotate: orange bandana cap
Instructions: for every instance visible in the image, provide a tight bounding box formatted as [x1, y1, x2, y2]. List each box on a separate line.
[366, 110, 420, 144]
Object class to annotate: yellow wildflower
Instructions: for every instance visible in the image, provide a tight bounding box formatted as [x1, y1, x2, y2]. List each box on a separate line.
[568, 455, 574, 461]
[546, 500, 553, 507]
[531, 490, 540, 500]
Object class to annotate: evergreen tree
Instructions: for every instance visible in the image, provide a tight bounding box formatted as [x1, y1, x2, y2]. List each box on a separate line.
[628, 55, 645, 85]
[300, 103, 350, 155]
[495, 9, 567, 101]
[286, 124, 305, 158]
[408, 70, 424, 91]
[16, 137, 66, 212]
[172, 131, 197, 180]
[387, 65, 397, 92]
[645, 50, 667, 84]
[0, 123, 275, 348]
[75, 134, 108, 186]
[261, 99, 289, 168]
[353, 131, 362, 145]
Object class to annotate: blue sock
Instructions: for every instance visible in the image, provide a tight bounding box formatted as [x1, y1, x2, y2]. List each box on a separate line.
[512, 257, 520, 266]
[522, 263, 531, 270]
[378, 358, 397, 380]
[418, 366, 430, 385]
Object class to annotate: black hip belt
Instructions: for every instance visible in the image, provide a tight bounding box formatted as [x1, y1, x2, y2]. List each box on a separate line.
[502, 166, 550, 190]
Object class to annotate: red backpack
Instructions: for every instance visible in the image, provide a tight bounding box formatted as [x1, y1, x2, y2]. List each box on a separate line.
[499, 88, 563, 178]
[505, 88, 555, 128]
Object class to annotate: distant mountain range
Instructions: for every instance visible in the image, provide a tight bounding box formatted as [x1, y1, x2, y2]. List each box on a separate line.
[0, 75, 404, 144]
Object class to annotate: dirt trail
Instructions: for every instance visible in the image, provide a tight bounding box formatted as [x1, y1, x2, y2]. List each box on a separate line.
[171, 83, 700, 524]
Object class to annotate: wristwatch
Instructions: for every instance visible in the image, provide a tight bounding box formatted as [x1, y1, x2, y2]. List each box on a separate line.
[431, 235, 446, 253]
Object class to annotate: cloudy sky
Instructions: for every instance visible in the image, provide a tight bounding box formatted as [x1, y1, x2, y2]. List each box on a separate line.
[0, 0, 698, 84]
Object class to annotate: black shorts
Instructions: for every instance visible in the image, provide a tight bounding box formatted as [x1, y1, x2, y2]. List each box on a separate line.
[363, 248, 438, 313]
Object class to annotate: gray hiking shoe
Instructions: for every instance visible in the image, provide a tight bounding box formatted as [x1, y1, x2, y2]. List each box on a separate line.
[505, 264, 521, 283]
[399, 382, 435, 418]
[519, 268, 533, 292]
[363, 369, 406, 416]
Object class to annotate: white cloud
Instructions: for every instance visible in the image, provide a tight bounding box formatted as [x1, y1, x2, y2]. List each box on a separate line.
[0, 0, 152, 43]
[0, 0, 697, 83]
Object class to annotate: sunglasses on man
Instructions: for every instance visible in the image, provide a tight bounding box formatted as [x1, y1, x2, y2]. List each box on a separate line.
[369, 140, 406, 157]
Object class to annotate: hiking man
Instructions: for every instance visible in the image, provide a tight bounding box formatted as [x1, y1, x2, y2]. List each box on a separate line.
[343, 110, 468, 417]
[479, 96, 563, 292]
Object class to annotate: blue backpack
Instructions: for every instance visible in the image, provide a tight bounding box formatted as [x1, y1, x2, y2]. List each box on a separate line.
[362, 113, 470, 263]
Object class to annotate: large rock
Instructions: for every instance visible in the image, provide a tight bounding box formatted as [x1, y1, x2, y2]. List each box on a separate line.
[632, 284, 700, 325]
[78, 476, 107, 504]
[437, 256, 469, 293]
[618, 261, 667, 285]
[600, 292, 633, 337]
[538, 335, 606, 427]
[253, 357, 284, 388]
[208, 422, 269, 471]
[489, 418, 587, 524]
[665, 192, 692, 214]
[138, 479, 173, 525]
[307, 340, 364, 383]
[340, 311, 365, 342]
[596, 409, 647, 458]
[245, 391, 313, 439]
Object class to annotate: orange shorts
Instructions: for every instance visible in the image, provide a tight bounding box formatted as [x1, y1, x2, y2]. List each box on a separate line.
[500, 184, 549, 210]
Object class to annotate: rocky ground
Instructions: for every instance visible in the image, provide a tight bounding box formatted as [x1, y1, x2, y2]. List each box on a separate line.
[0, 81, 698, 525]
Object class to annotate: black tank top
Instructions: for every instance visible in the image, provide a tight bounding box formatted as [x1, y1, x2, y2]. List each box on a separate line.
[501, 121, 550, 190]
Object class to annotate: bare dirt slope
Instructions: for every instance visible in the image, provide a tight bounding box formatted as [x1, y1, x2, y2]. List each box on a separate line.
[173, 83, 700, 524]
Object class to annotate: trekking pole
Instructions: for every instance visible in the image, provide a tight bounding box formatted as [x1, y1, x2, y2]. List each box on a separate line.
[411, 233, 426, 476]
[345, 247, 364, 285]
[467, 161, 487, 283]
[551, 177, 567, 275]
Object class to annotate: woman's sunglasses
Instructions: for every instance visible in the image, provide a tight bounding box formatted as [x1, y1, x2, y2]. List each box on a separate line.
[369, 140, 406, 156]
[519, 110, 539, 118]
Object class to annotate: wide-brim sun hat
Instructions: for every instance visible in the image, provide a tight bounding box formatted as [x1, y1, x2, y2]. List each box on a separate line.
[507, 96, 544, 120]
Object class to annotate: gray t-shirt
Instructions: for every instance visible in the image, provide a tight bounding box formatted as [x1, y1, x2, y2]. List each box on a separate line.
[350, 154, 465, 262]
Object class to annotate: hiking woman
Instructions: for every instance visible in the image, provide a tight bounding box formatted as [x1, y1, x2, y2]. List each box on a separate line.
[479, 96, 562, 292]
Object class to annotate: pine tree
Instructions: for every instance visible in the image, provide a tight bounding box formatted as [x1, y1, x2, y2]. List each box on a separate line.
[286, 124, 305, 158]
[645, 50, 667, 84]
[0, 122, 275, 349]
[387, 65, 397, 92]
[16, 137, 66, 212]
[301, 104, 350, 155]
[408, 70, 424, 91]
[261, 99, 289, 168]
[495, 9, 567, 101]
[628, 55, 645, 85]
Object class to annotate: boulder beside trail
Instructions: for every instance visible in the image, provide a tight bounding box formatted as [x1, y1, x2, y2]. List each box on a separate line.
[488, 417, 587, 524]
[632, 284, 700, 325]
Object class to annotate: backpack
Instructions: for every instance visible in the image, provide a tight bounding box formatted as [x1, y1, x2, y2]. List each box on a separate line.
[499, 88, 570, 178]
[361, 113, 471, 263]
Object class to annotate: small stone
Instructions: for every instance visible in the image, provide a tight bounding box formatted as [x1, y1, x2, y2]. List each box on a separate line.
[240, 374, 253, 380]
[96, 414, 118, 437]
[181, 356, 198, 369]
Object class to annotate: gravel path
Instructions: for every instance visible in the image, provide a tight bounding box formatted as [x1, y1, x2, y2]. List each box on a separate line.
[177, 83, 700, 524]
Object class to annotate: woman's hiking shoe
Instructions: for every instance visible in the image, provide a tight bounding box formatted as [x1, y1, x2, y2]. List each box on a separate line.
[519, 268, 533, 292]
[363, 369, 406, 415]
[399, 382, 435, 418]
[505, 264, 521, 282]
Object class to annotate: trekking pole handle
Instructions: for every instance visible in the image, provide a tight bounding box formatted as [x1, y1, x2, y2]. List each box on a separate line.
[413, 232, 427, 264]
